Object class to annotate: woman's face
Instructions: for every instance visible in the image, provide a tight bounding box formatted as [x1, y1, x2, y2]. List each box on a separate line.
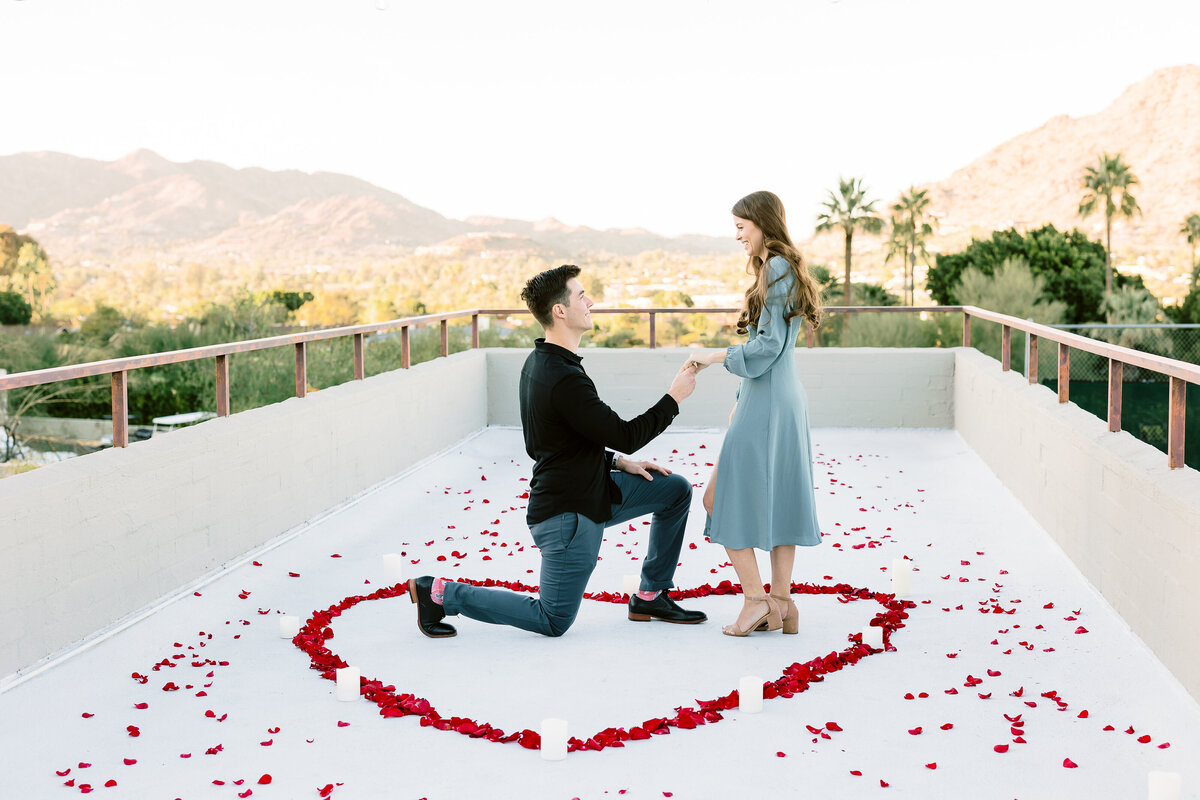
[734, 215, 766, 260]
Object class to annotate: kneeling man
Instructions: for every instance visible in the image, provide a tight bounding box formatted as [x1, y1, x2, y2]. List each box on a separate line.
[410, 264, 707, 637]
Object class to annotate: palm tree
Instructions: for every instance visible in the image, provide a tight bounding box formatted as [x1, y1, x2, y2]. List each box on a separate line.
[815, 177, 884, 309]
[1078, 153, 1141, 303]
[884, 187, 937, 305]
[1181, 213, 1200, 289]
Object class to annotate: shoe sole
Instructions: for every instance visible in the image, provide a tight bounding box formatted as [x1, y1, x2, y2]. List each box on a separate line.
[627, 613, 706, 624]
[409, 581, 457, 638]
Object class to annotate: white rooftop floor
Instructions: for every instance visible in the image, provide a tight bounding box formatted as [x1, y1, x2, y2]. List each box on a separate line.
[3, 427, 1198, 799]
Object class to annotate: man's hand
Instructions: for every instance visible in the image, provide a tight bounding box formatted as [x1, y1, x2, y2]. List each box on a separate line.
[667, 359, 697, 404]
[616, 456, 673, 481]
[688, 351, 713, 371]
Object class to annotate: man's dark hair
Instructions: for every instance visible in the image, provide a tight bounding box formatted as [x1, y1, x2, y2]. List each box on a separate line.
[521, 264, 581, 329]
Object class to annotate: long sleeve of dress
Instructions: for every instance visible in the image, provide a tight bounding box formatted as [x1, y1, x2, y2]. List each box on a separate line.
[724, 256, 794, 380]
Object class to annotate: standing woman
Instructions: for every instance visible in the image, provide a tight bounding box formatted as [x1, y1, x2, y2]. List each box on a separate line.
[690, 190, 823, 637]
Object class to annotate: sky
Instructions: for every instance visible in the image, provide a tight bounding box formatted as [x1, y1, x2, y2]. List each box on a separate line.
[2, 0, 1199, 238]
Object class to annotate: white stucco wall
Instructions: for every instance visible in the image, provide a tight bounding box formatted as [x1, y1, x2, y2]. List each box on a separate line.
[953, 346, 1200, 699]
[485, 347, 955, 429]
[0, 351, 487, 679]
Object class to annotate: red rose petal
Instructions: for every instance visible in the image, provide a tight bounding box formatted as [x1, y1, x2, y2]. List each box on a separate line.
[257, 774, 272, 785]
[940, 723, 954, 730]
[1158, 742, 1171, 749]
[337, 721, 350, 727]
[825, 722, 843, 731]
[122, 759, 136, 766]
[238, 791, 253, 799]
[1138, 735, 1152, 744]
[850, 770, 862, 776]
[1078, 710, 1089, 719]
[104, 780, 117, 788]
[81, 713, 94, 719]
[908, 727, 922, 735]
[994, 744, 1009, 753]
[925, 762, 937, 769]
[880, 779, 890, 787]
[134, 703, 148, 710]
[775, 751, 786, 757]
[1063, 758, 1078, 768]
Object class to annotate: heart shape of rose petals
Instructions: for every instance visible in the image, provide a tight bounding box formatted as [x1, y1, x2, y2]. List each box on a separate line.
[292, 578, 913, 754]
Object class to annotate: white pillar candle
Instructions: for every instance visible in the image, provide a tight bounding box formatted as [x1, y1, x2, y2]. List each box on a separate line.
[861, 624, 884, 650]
[739, 675, 764, 713]
[540, 718, 568, 761]
[891, 558, 911, 596]
[278, 615, 300, 638]
[382, 553, 405, 584]
[336, 667, 360, 702]
[622, 574, 640, 595]
[1148, 772, 1182, 800]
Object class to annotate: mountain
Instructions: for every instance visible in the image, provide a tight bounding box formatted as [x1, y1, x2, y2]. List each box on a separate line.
[804, 64, 1200, 288]
[926, 64, 1200, 250]
[0, 150, 734, 264]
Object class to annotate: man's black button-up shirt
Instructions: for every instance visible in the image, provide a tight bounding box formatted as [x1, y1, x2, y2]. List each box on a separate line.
[519, 339, 679, 525]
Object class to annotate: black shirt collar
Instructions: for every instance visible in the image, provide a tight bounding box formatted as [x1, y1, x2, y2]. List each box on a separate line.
[534, 338, 583, 365]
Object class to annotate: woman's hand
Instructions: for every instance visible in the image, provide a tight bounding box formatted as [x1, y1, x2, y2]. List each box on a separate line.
[688, 351, 714, 371]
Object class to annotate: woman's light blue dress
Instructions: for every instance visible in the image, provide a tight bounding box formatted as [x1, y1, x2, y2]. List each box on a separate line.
[705, 255, 821, 550]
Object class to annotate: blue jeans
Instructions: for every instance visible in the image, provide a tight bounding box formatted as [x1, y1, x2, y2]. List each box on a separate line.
[441, 471, 692, 636]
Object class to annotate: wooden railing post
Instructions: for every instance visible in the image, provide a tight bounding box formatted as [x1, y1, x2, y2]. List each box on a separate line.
[1027, 333, 1038, 384]
[1057, 343, 1070, 403]
[1001, 324, 1012, 371]
[1107, 359, 1123, 432]
[962, 312, 971, 348]
[1168, 377, 1186, 469]
[353, 333, 365, 380]
[295, 342, 307, 398]
[111, 370, 129, 448]
[215, 354, 230, 417]
[648, 312, 657, 349]
[471, 314, 480, 349]
[440, 320, 448, 357]
[401, 326, 411, 369]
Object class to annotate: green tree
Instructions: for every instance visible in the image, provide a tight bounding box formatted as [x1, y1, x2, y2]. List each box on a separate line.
[1078, 152, 1141, 303]
[1096, 286, 1171, 356]
[0, 291, 32, 325]
[956, 257, 1067, 371]
[1181, 213, 1200, 290]
[80, 304, 127, 344]
[263, 290, 314, 313]
[815, 177, 884, 308]
[926, 224, 1128, 324]
[885, 187, 937, 305]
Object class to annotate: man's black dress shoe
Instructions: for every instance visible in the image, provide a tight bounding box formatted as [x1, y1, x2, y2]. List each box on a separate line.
[409, 576, 457, 638]
[627, 592, 707, 624]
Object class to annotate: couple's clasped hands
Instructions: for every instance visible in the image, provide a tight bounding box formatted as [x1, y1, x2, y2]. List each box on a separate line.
[667, 352, 720, 405]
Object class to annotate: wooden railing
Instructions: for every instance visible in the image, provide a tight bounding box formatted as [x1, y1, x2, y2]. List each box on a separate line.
[1, 305, 1195, 468]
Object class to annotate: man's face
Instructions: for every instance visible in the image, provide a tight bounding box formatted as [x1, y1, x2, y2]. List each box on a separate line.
[555, 277, 593, 333]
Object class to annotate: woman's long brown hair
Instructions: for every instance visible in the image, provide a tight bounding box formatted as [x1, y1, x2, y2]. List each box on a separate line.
[732, 191, 823, 335]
